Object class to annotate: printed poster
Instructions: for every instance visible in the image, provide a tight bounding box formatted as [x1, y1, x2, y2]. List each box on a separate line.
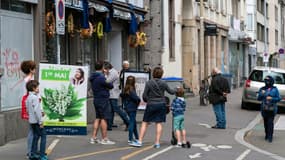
[39, 63, 88, 135]
[124, 71, 150, 110]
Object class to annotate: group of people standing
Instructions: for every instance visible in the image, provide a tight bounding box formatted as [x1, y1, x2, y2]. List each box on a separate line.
[19, 59, 280, 160]
[89, 60, 191, 148]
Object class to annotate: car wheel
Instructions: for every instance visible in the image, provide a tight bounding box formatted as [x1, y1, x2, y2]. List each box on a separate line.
[241, 101, 248, 109]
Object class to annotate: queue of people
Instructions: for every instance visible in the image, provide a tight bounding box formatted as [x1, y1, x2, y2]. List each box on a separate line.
[21, 58, 281, 160]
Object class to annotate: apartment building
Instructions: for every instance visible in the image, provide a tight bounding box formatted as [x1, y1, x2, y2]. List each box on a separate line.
[256, 0, 284, 68]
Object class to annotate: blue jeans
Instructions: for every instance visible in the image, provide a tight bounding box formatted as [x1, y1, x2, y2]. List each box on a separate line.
[212, 103, 226, 128]
[27, 125, 33, 156]
[31, 124, 47, 157]
[127, 111, 139, 141]
[108, 99, 129, 128]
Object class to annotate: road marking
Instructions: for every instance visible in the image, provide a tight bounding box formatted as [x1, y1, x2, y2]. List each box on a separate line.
[192, 143, 207, 147]
[142, 146, 174, 160]
[198, 123, 211, 128]
[201, 145, 217, 152]
[216, 145, 232, 149]
[275, 116, 285, 130]
[46, 138, 60, 155]
[188, 153, 202, 159]
[56, 147, 133, 160]
[236, 149, 251, 160]
[120, 145, 153, 160]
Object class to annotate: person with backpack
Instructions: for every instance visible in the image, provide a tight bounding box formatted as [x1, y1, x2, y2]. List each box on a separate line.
[208, 67, 230, 129]
[20, 60, 36, 158]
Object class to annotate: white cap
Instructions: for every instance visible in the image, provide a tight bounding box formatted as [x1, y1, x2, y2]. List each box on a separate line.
[123, 60, 129, 65]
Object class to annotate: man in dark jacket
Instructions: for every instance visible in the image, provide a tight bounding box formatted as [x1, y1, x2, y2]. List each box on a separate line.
[89, 61, 115, 145]
[208, 67, 230, 129]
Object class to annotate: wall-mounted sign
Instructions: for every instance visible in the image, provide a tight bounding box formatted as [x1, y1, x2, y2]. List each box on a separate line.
[55, 0, 65, 35]
[205, 23, 217, 36]
[65, 0, 83, 10]
[279, 48, 284, 54]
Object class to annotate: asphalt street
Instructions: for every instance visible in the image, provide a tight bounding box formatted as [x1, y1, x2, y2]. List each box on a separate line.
[0, 88, 285, 160]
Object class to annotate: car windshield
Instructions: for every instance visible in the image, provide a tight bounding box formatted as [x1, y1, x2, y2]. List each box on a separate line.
[249, 70, 285, 84]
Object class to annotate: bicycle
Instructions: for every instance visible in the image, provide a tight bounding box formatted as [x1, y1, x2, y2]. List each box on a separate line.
[199, 76, 211, 106]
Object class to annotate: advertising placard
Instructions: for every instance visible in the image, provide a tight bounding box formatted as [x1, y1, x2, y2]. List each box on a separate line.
[39, 64, 88, 135]
[123, 71, 150, 110]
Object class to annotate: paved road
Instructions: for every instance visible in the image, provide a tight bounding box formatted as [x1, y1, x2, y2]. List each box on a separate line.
[1, 88, 285, 160]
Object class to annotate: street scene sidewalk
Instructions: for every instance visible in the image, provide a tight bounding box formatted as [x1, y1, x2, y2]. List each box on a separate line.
[1, 89, 285, 160]
[245, 114, 285, 158]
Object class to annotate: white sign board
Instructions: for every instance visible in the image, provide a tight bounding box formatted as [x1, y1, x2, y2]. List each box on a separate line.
[55, 0, 65, 35]
[263, 53, 269, 63]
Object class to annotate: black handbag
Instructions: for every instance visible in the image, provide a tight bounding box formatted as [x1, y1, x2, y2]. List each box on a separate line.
[263, 104, 274, 111]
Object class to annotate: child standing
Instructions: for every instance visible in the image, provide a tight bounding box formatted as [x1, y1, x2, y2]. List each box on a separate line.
[19, 60, 36, 158]
[171, 87, 191, 148]
[26, 80, 48, 160]
[120, 76, 141, 143]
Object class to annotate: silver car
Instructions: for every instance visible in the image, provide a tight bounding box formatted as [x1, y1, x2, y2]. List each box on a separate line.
[241, 66, 285, 109]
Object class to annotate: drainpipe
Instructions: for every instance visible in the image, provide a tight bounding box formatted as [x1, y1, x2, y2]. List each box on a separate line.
[160, 0, 165, 65]
[264, 0, 268, 67]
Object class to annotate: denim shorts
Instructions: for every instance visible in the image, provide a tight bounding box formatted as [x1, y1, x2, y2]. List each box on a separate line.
[93, 98, 111, 120]
[143, 102, 166, 122]
[173, 115, 185, 130]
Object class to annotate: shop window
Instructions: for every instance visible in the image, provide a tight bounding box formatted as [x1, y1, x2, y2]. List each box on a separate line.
[0, 0, 31, 14]
[44, 1, 108, 72]
[275, 30, 278, 45]
[169, 0, 175, 60]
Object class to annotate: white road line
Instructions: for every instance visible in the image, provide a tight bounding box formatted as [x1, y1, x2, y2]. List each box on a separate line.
[275, 116, 285, 130]
[46, 138, 60, 155]
[142, 146, 174, 160]
[236, 149, 251, 160]
[235, 114, 285, 160]
[198, 123, 211, 128]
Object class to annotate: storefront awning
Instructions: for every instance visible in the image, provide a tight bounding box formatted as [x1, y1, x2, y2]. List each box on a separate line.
[113, 9, 144, 22]
[89, 2, 109, 12]
[113, 8, 131, 20]
[19, 0, 38, 4]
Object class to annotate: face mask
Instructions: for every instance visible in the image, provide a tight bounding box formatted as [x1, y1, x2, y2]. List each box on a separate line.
[265, 79, 271, 86]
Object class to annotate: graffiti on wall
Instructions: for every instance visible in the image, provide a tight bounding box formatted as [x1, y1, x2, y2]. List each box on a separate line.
[1, 48, 25, 109]
[2, 48, 21, 79]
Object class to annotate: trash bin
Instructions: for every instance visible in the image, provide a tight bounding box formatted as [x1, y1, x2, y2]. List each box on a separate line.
[161, 77, 184, 102]
[162, 77, 195, 101]
[221, 73, 232, 91]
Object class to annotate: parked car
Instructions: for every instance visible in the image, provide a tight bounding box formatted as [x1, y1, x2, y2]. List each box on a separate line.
[241, 66, 285, 109]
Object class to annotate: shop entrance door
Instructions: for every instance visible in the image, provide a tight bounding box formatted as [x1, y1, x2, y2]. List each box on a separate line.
[108, 31, 122, 71]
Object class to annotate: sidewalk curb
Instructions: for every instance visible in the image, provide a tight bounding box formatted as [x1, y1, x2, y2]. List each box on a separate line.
[235, 114, 285, 160]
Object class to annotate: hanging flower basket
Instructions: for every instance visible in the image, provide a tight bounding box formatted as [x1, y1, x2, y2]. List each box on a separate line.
[97, 22, 104, 39]
[80, 22, 93, 39]
[67, 13, 75, 37]
[46, 11, 55, 38]
[138, 32, 147, 46]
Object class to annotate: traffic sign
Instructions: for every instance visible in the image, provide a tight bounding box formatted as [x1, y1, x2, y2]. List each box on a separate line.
[56, 0, 65, 35]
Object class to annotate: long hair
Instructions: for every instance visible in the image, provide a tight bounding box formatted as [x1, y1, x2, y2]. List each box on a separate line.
[124, 76, 136, 94]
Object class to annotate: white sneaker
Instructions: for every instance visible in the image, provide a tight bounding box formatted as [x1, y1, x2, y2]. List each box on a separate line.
[90, 137, 101, 144]
[101, 139, 115, 145]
